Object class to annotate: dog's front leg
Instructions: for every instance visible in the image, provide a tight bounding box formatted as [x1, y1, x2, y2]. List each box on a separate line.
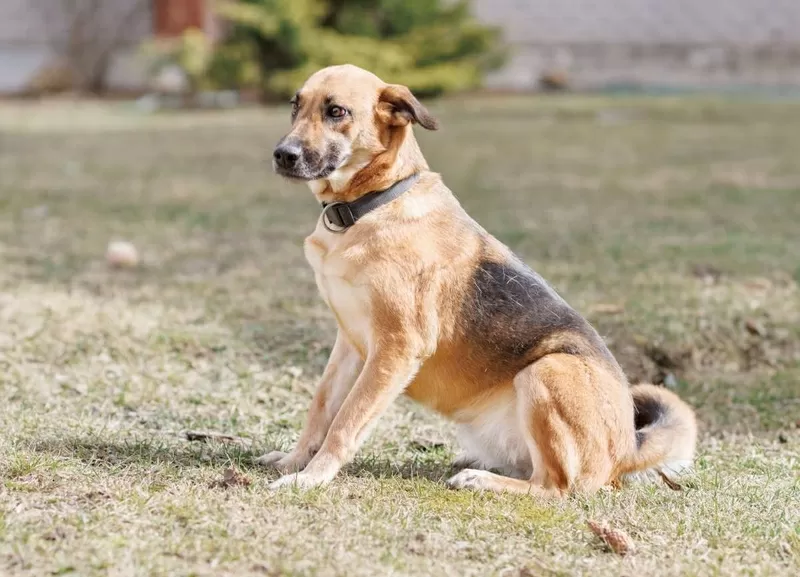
[257, 331, 363, 473]
[269, 342, 421, 490]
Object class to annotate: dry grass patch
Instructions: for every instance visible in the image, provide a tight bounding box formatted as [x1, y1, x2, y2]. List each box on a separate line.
[1, 97, 799, 576]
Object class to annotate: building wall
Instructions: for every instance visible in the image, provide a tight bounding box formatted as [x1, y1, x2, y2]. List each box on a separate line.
[474, 0, 800, 90]
[0, 0, 154, 93]
[4, 0, 800, 93]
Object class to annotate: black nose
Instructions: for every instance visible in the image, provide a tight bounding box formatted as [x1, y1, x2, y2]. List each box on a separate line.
[273, 142, 302, 170]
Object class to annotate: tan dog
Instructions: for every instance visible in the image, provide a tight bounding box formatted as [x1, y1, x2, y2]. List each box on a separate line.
[259, 64, 697, 496]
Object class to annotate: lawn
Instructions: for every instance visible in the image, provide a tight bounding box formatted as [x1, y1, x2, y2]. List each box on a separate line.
[0, 96, 798, 576]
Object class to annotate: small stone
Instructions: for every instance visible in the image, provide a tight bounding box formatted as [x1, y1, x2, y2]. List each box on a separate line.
[663, 373, 679, 389]
[106, 241, 140, 269]
[778, 433, 788, 444]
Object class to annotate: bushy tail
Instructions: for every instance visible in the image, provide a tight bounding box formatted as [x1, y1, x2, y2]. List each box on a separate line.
[620, 384, 698, 481]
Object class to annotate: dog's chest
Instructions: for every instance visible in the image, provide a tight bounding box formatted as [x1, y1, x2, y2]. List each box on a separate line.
[304, 229, 372, 356]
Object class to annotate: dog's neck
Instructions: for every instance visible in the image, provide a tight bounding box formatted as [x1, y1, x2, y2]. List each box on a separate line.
[309, 125, 429, 204]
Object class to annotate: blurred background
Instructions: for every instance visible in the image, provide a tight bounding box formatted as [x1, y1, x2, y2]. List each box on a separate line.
[1, 0, 800, 101]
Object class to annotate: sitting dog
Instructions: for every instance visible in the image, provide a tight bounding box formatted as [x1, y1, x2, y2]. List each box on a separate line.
[259, 64, 697, 496]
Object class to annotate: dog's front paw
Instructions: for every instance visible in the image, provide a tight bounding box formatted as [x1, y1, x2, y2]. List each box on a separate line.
[255, 451, 308, 474]
[255, 450, 288, 467]
[268, 471, 330, 491]
[446, 469, 493, 491]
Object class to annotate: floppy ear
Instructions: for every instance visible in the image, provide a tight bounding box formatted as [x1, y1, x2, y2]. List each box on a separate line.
[377, 84, 439, 131]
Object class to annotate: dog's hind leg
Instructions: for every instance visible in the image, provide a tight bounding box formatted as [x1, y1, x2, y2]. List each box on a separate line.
[447, 354, 624, 496]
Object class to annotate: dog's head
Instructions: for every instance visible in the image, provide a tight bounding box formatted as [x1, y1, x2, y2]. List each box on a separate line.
[272, 64, 438, 191]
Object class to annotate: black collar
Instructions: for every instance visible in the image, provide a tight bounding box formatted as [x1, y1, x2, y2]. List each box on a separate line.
[320, 173, 420, 233]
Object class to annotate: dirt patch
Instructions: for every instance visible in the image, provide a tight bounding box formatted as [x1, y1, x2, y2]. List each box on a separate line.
[603, 312, 799, 386]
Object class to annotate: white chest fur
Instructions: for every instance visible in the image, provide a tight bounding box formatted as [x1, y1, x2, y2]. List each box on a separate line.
[304, 223, 372, 356]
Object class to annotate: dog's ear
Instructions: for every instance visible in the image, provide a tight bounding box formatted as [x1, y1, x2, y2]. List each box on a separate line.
[377, 84, 439, 131]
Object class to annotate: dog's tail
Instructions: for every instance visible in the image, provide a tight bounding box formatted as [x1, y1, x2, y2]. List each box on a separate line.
[619, 384, 697, 482]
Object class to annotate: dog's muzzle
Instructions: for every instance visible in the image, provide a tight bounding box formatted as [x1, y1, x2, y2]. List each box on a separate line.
[273, 141, 302, 172]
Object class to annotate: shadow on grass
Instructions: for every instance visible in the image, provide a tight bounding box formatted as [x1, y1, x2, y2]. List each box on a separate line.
[25, 435, 257, 469]
[345, 452, 458, 483]
[24, 435, 458, 483]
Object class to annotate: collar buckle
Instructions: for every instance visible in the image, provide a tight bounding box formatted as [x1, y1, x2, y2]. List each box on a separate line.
[321, 202, 354, 233]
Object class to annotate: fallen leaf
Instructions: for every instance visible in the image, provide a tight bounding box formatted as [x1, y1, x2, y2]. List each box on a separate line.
[744, 318, 767, 337]
[186, 430, 247, 445]
[212, 467, 252, 489]
[587, 520, 636, 556]
[657, 469, 683, 491]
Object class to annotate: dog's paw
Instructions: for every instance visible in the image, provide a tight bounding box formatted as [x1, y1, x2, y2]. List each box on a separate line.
[268, 472, 330, 491]
[255, 451, 308, 474]
[255, 451, 288, 467]
[446, 469, 493, 491]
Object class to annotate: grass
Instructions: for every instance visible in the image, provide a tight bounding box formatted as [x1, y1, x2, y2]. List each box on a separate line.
[0, 95, 798, 576]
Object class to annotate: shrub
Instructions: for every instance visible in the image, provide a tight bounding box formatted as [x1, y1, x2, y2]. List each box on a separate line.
[213, 0, 504, 100]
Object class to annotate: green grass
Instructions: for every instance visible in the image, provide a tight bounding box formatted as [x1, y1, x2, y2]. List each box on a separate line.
[0, 96, 798, 576]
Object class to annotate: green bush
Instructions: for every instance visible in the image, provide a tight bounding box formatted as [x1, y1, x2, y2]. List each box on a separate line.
[212, 0, 504, 100]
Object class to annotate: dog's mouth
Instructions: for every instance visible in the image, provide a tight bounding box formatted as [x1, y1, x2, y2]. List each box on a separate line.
[273, 156, 348, 182]
[274, 164, 336, 181]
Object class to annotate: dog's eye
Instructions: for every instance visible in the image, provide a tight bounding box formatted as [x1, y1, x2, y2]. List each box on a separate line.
[290, 100, 299, 117]
[327, 105, 348, 119]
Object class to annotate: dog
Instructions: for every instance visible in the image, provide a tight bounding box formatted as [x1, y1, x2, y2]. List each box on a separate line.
[259, 64, 697, 496]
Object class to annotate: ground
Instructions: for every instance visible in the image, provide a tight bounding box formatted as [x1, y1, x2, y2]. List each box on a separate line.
[0, 96, 798, 577]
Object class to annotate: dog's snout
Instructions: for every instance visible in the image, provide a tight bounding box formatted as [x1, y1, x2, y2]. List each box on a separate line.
[273, 141, 302, 170]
